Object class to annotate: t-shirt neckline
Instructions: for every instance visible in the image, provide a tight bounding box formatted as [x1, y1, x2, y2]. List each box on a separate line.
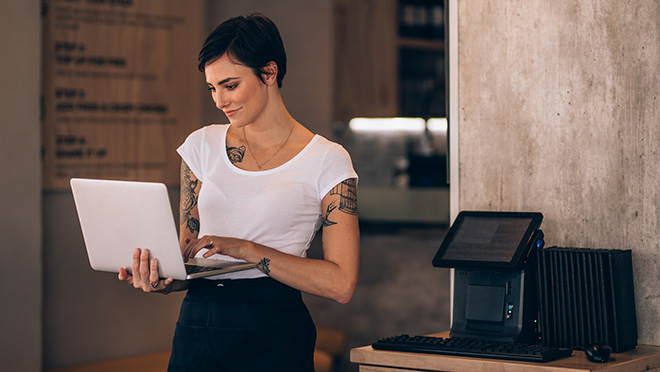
[221, 124, 320, 174]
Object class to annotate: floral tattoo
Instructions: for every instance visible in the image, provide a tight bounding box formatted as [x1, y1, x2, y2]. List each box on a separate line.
[180, 162, 200, 234]
[227, 145, 246, 164]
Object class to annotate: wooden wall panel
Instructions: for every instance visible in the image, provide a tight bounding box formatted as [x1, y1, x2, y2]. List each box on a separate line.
[333, 0, 398, 122]
[41, 0, 202, 189]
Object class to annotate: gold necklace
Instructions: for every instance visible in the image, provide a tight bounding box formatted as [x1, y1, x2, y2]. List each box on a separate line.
[243, 124, 295, 170]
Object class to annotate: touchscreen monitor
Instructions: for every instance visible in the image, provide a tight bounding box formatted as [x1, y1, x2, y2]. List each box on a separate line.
[432, 211, 543, 270]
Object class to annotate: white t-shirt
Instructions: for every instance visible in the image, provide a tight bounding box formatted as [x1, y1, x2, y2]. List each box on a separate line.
[177, 124, 358, 279]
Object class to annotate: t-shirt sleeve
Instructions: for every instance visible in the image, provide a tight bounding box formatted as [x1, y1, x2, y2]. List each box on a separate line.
[177, 127, 205, 182]
[318, 144, 359, 200]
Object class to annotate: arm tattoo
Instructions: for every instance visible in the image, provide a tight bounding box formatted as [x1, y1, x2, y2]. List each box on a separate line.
[257, 257, 271, 276]
[227, 145, 246, 164]
[322, 201, 338, 227]
[329, 179, 358, 215]
[180, 163, 200, 234]
[322, 179, 357, 228]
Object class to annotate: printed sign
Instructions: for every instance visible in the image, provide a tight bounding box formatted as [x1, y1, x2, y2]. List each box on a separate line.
[42, 0, 202, 189]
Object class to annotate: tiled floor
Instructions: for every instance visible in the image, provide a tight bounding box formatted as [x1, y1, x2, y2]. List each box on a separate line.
[304, 224, 452, 372]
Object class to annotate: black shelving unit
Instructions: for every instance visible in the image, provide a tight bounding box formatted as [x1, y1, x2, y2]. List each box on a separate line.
[397, 0, 446, 118]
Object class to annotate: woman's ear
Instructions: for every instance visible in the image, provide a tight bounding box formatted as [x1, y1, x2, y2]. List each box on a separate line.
[261, 62, 278, 86]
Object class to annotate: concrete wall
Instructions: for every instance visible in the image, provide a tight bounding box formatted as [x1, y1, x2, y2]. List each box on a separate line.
[0, 1, 42, 371]
[457, 1, 660, 345]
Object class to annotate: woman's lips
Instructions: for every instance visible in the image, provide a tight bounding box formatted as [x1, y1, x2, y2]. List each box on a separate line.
[224, 108, 240, 117]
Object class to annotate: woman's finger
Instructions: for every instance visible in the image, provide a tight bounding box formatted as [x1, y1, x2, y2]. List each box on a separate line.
[202, 244, 219, 258]
[139, 249, 151, 281]
[182, 239, 194, 262]
[131, 248, 141, 284]
[149, 258, 160, 289]
[118, 267, 133, 284]
[184, 237, 206, 261]
[182, 238, 202, 262]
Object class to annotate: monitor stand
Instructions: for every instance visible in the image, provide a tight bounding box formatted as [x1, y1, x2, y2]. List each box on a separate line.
[450, 264, 538, 343]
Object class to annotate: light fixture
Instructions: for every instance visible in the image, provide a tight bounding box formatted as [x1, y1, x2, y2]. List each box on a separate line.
[349, 117, 425, 132]
[349, 117, 447, 133]
[427, 118, 447, 133]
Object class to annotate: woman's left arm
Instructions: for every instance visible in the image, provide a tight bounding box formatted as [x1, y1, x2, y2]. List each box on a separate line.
[183, 178, 360, 304]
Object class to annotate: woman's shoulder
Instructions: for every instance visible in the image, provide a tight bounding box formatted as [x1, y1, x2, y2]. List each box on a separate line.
[194, 123, 230, 135]
[309, 135, 351, 157]
[184, 123, 230, 142]
[295, 135, 354, 173]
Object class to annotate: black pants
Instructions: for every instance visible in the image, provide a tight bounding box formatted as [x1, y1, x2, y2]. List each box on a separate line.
[168, 278, 317, 372]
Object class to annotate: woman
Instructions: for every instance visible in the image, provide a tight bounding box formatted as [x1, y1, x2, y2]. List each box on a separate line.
[118, 13, 359, 371]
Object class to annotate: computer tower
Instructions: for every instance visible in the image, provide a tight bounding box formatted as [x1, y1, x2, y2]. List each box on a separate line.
[536, 247, 638, 352]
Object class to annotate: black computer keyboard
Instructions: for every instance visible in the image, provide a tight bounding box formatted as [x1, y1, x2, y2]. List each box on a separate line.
[372, 335, 573, 363]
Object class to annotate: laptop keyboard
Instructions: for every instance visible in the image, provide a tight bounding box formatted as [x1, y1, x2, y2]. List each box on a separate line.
[372, 334, 573, 363]
[185, 264, 222, 274]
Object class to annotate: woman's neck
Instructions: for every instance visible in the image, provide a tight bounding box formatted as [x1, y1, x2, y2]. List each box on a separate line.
[241, 93, 298, 147]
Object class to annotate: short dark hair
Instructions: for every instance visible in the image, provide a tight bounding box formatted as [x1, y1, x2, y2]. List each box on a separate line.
[198, 13, 287, 88]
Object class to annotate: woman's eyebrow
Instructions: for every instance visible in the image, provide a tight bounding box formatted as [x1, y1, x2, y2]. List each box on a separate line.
[212, 77, 239, 86]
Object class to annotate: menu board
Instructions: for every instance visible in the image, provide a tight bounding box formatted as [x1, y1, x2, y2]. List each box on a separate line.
[41, 0, 202, 189]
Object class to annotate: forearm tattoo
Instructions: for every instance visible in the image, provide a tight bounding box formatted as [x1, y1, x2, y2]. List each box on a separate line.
[227, 145, 246, 164]
[323, 178, 357, 228]
[258, 257, 271, 276]
[180, 163, 200, 234]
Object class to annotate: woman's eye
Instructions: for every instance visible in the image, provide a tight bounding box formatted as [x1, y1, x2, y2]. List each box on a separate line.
[226, 84, 237, 90]
[207, 86, 215, 92]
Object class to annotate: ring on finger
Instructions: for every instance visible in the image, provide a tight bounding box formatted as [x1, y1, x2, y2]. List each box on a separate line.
[151, 282, 158, 289]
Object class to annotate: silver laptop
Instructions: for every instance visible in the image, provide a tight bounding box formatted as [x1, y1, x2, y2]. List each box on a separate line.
[70, 178, 257, 280]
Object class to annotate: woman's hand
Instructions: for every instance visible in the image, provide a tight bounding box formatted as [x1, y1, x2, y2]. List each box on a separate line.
[182, 236, 250, 262]
[118, 248, 176, 294]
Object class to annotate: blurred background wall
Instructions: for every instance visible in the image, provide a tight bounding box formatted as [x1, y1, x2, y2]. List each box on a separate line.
[0, 2, 42, 371]
[0, 1, 449, 371]
[4, 1, 659, 372]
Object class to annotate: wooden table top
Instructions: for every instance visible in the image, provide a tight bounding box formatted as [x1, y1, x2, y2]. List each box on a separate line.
[351, 332, 660, 372]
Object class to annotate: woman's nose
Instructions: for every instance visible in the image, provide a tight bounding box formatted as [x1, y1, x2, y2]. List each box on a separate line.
[213, 91, 228, 110]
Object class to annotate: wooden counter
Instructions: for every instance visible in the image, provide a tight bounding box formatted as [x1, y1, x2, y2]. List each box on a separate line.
[351, 332, 660, 372]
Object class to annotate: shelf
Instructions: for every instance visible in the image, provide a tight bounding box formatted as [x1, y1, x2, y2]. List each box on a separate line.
[398, 37, 445, 51]
[359, 186, 449, 225]
[332, 0, 446, 120]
